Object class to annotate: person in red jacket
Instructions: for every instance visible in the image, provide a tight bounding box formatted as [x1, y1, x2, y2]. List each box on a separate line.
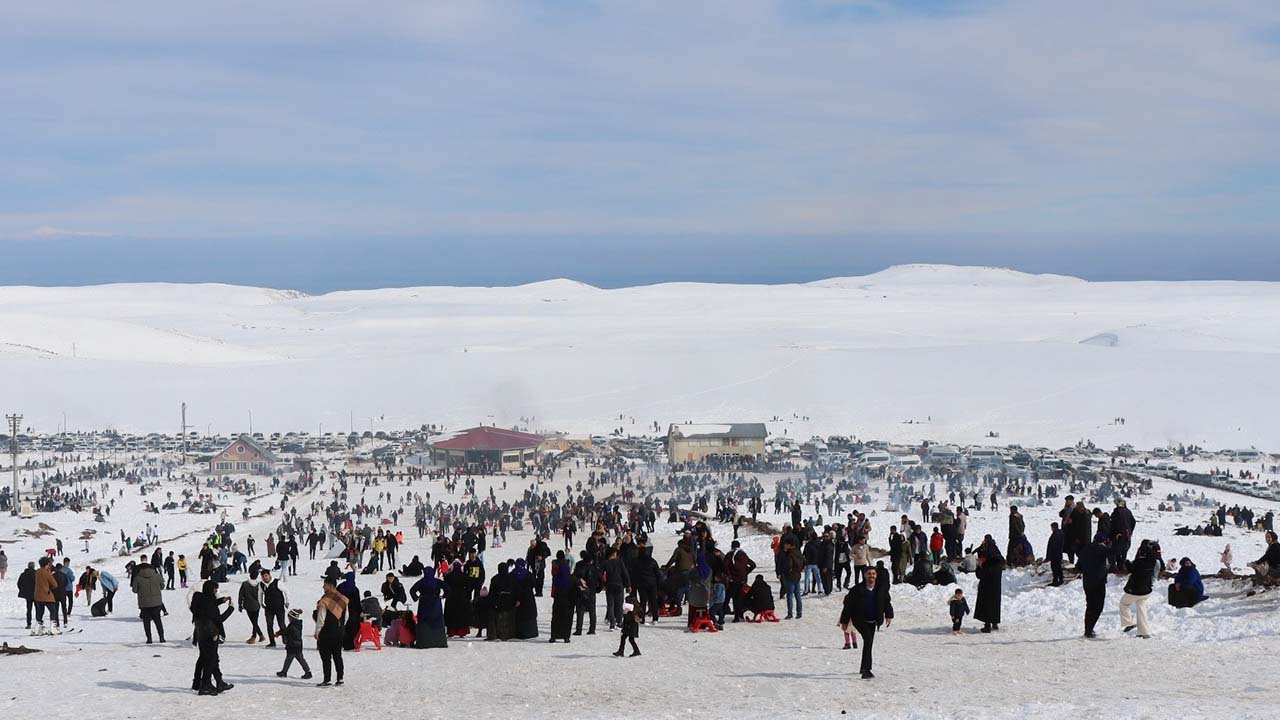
[929, 528, 945, 564]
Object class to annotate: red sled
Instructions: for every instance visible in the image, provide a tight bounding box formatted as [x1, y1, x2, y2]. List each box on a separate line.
[688, 614, 719, 633]
[752, 610, 780, 623]
[353, 621, 382, 652]
[658, 603, 683, 618]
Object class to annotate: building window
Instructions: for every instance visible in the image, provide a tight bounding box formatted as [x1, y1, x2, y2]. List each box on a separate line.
[237, 445, 246, 454]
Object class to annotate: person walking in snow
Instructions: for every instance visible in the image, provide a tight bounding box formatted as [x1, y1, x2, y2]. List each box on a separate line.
[275, 607, 313, 680]
[838, 567, 892, 679]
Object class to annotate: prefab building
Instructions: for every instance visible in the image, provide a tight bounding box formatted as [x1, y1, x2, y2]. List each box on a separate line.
[667, 423, 768, 463]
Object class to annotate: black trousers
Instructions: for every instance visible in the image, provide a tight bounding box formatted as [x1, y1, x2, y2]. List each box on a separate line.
[1050, 559, 1064, 585]
[265, 608, 286, 643]
[318, 638, 344, 682]
[638, 586, 659, 622]
[104, 589, 116, 613]
[616, 634, 639, 655]
[166, 570, 175, 590]
[835, 563, 851, 589]
[854, 621, 876, 674]
[140, 606, 165, 641]
[60, 594, 73, 622]
[246, 608, 264, 639]
[196, 638, 223, 689]
[951, 616, 962, 631]
[1084, 582, 1105, 634]
[36, 600, 58, 626]
[575, 600, 597, 634]
[24, 598, 34, 627]
[281, 647, 311, 675]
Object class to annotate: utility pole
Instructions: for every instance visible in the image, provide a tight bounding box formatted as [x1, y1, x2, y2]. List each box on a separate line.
[181, 402, 189, 463]
[6, 413, 21, 517]
[248, 409, 253, 436]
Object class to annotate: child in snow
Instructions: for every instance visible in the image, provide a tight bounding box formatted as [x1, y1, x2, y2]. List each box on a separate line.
[613, 602, 640, 658]
[275, 608, 313, 680]
[949, 588, 969, 634]
[177, 555, 188, 588]
[1221, 544, 1233, 573]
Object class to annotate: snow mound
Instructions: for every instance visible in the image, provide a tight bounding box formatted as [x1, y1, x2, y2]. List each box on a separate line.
[1080, 332, 1120, 347]
[811, 264, 1085, 289]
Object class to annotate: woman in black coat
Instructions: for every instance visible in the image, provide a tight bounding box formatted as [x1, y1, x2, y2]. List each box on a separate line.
[511, 560, 539, 639]
[487, 562, 516, 641]
[191, 581, 235, 695]
[443, 563, 473, 637]
[548, 553, 574, 643]
[974, 537, 1005, 632]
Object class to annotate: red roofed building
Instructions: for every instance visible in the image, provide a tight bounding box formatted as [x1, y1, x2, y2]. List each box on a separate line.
[427, 426, 545, 472]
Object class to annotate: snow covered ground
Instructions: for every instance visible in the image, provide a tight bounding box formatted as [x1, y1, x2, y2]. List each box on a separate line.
[1, 264, 1278, 450]
[2, 454, 1278, 720]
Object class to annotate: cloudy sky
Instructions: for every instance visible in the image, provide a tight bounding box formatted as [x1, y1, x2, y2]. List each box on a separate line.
[2, 1, 1279, 286]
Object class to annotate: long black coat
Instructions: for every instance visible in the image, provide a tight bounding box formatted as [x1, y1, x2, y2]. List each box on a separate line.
[443, 569, 473, 631]
[974, 556, 1004, 625]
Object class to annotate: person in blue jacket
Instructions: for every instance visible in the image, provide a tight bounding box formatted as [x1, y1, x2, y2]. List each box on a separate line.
[1173, 557, 1205, 605]
[98, 569, 119, 614]
[58, 558, 76, 623]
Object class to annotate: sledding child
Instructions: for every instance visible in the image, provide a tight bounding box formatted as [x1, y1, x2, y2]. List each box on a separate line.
[949, 588, 969, 635]
[613, 602, 640, 658]
[275, 608, 313, 679]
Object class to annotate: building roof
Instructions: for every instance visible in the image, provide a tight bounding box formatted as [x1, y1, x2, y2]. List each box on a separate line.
[428, 426, 545, 451]
[217, 434, 280, 463]
[668, 423, 768, 440]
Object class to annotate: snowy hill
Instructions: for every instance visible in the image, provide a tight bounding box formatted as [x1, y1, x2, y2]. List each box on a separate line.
[1, 265, 1278, 448]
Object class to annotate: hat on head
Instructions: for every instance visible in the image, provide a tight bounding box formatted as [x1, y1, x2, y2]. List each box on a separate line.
[622, 603, 634, 614]
[288, 608, 303, 620]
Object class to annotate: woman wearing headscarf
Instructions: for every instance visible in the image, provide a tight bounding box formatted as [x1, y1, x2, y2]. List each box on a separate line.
[548, 550, 574, 643]
[974, 535, 1005, 633]
[410, 567, 447, 648]
[191, 580, 235, 696]
[488, 562, 515, 641]
[511, 558, 539, 639]
[337, 572, 362, 651]
[443, 561, 474, 638]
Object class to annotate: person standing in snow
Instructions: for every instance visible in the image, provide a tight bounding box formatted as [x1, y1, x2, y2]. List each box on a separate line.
[315, 577, 349, 686]
[838, 567, 892, 679]
[131, 554, 165, 643]
[1119, 541, 1157, 638]
[1076, 534, 1110, 638]
[191, 580, 235, 696]
[974, 537, 1004, 633]
[1046, 523, 1065, 586]
[238, 569, 266, 644]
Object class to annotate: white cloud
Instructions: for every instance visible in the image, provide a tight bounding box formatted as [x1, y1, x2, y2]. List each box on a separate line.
[25, 226, 116, 239]
[0, 1, 1278, 238]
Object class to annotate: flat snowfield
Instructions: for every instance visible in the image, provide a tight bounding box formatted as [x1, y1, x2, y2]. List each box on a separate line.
[1, 264, 1278, 447]
[1, 458, 1277, 720]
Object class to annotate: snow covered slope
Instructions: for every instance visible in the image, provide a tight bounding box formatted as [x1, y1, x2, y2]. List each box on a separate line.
[1, 265, 1277, 448]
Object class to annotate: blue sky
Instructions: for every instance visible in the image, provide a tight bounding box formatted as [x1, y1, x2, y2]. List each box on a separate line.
[2, 1, 1279, 287]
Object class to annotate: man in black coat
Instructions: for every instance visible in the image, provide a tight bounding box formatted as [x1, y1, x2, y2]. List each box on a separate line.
[260, 570, 289, 647]
[16, 562, 36, 629]
[1109, 500, 1136, 572]
[838, 567, 893, 679]
[1046, 523, 1065, 586]
[1076, 535, 1110, 638]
